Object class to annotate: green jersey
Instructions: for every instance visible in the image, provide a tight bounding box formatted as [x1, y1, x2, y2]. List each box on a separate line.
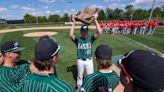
[80, 70, 119, 92]
[19, 74, 74, 92]
[74, 35, 95, 59]
[0, 63, 30, 92]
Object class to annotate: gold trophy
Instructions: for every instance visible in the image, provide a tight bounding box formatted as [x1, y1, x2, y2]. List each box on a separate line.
[73, 7, 98, 25]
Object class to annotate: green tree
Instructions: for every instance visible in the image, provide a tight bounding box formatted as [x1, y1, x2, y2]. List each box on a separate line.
[133, 9, 149, 20]
[24, 14, 36, 23]
[98, 9, 107, 20]
[48, 14, 61, 22]
[105, 8, 113, 20]
[153, 7, 162, 18]
[125, 4, 133, 10]
[38, 16, 48, 23]
[112, 8, 124, 20]
[61, 13, 70, 22]
[125, 4, 134, 20]
[161, 5, 164, 18]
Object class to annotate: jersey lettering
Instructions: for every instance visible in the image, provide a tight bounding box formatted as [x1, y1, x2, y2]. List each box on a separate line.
[78, 43, 91, 49]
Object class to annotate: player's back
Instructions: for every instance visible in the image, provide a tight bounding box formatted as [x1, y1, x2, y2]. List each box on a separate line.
[81, 70, 119, 92]
[19, 74, 74, 92]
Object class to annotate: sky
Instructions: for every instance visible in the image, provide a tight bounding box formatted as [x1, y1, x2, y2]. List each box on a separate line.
[0, 0, 163, 20]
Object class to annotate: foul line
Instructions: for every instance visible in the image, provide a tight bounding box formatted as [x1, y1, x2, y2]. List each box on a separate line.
[121, 35, 163, 55]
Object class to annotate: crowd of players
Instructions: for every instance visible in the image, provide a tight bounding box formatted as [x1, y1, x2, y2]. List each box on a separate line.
[100, 20, 158, 35]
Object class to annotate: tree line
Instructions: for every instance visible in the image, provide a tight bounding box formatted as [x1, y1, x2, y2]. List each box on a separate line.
[24, 13, 70, 23]
[24, 5, 164, 23]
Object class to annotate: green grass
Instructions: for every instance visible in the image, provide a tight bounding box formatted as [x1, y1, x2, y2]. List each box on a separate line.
[125, 28, 164, 53]
[0, 27, 163, 88]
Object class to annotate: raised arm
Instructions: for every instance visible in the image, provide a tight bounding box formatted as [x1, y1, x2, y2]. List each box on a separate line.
[93, 13, 102, 39]
[69, 15, 76, 41]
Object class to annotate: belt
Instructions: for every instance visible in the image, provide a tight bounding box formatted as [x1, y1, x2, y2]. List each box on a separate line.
[82, 59, 86, 60]
[78, 57, 92, 61]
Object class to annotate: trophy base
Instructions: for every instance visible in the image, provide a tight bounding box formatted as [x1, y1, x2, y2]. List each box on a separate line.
[74, 16, 91, 25]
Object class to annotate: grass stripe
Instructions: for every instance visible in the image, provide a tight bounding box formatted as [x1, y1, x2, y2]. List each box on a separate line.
[121, 35, 163, 55]
[0, 33, 5, 42]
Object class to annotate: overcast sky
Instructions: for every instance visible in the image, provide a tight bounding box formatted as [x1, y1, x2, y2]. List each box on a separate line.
[0, 0, 163, 20]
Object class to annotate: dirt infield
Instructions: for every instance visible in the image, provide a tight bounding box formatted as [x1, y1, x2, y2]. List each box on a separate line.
[23, 32, 58, 37]
[0, 26, 96, 34]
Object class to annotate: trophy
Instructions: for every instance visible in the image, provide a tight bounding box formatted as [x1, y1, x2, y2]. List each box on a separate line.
[73, 7, 98, 25]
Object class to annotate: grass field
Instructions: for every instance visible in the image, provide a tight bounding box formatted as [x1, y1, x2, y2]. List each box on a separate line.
[0, 27, 163, 88]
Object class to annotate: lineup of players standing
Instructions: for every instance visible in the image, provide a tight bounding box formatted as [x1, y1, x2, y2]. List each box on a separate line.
[100, 20, 158, 35]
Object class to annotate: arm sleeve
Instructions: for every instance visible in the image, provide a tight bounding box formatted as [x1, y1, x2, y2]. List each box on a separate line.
[73, 36, 78, 46]
[91, 35, 96, 43]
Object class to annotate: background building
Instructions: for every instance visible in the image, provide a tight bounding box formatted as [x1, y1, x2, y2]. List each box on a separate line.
[0, 18, 6, 24]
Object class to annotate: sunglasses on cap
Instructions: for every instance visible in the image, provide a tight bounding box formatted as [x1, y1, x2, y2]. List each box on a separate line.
[118, 50, 135, 81]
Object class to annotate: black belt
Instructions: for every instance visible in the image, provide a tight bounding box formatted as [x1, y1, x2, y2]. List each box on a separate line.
[78, 58, 92, 61]
[82, 59, 86, 60]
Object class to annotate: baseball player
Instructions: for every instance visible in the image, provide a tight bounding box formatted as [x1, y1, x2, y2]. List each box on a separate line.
[150, 20, 158, 35]
[70, 13, 102, 91]
[119, 50, 164, 92]
[80, 44, 119, 92]
[0, 41, 30, 92]
[19, 35, 74, 92]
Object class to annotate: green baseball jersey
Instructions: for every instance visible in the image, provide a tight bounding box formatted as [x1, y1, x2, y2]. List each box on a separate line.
[0, 63, 30, 92]
[19, 74, 74, 92]
[0, 86, 7, 92]
[80, 70, 119, 92]
[74, 35, 95, 59]
[17, 63, 31, 78]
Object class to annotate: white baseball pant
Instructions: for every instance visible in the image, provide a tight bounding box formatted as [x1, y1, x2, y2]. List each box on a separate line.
[76, 58, 94, 89]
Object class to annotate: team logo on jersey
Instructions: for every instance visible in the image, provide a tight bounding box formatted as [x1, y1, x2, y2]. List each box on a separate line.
[78, 43, 91, 49]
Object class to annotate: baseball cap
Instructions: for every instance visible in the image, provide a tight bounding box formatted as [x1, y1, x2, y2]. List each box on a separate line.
[38, 35, 50, 42]
[81, 25, 88, 31]
[1, 41, 24, 54]
[95, 44, 112, 59]
[119, 49, 164, 91]
[35, 35, 60, 61]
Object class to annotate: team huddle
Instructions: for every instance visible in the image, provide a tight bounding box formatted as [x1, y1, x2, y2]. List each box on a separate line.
[100, 20, 158, 35]
[0, 13, 164, 92]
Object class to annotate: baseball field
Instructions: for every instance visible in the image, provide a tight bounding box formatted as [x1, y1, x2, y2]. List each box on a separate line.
[0, 25, 163, 88]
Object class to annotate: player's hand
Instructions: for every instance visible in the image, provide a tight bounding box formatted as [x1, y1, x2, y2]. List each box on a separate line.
[92, 12, 98, 20]
[71, 14, 76, 23]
